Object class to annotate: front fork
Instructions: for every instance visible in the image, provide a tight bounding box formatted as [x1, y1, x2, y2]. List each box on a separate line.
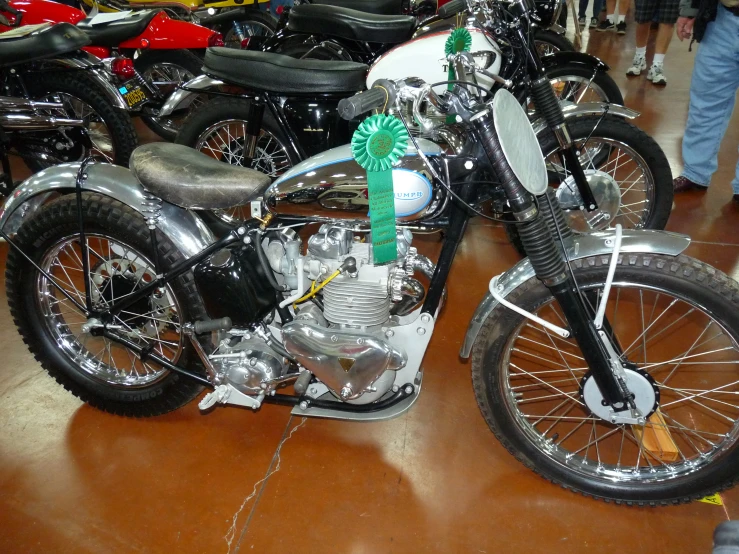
[528, 76, 601, 214]
[471, 108, 630, 410]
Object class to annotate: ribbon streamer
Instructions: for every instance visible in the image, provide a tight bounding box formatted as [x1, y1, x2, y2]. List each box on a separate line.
[444, 27, 472, 123]
[350, 114, 409, 265]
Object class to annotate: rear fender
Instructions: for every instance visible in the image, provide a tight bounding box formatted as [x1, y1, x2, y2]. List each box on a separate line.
[0, 162, 216, 258]
[158, 74, 224, 116]
[541, 50, 610, 72]
[119, 11, 217, 49]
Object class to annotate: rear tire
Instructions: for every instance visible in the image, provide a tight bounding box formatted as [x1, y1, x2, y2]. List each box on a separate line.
[222, 10, 277, 48]
[545, 62, 624, 105]
[6, 193, 207, 417]
[26, 71, 138, 168]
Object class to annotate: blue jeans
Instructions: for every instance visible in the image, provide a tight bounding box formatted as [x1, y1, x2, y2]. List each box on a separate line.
[682, 5, 739, 192]
[578, 0, 604, 18]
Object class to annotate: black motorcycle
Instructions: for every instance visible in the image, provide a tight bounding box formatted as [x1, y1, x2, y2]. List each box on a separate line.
[167, 0, 670, 237]
[0, 12, 138, 168]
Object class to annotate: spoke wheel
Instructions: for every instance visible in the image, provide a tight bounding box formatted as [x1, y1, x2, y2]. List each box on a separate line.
[6, 193, 207, 417]
[194, 118, 292, 224]
[472, 253, 739, 504]
[551, 75, 609, 105]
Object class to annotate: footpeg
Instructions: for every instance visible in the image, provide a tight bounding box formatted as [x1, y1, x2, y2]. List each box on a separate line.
[198, 384, 265, 412]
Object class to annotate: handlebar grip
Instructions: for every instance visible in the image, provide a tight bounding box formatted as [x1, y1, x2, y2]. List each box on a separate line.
[337, 87, 390, 121]
[437, 0, 466, 19]
[193, 317, 233, 334]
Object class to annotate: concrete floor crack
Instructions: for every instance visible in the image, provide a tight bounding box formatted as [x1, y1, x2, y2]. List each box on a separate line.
[224, 416, 307, 554]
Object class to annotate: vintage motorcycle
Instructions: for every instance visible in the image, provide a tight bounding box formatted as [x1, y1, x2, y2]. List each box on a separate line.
[0, 18, 137, 168]
[4, 47, 739, 505]
[0, 0, 225, 141]
[168, 1, 668, 237]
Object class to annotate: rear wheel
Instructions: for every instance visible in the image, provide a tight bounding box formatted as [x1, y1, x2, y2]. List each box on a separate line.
[6, 193, 207, 416]
[535, 29, 575, 56]
[223, 10, 277, 48]
[176, 96, 298, 230]
[135, 49, 204, 141]
[26, 71, 138, 168]
[472, 253, 739, 505]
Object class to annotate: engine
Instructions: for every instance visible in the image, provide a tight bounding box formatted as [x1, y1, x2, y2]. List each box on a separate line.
[194, 223, 434, 407]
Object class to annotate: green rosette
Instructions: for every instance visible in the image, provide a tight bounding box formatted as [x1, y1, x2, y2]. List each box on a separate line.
[351, 114, 409, 265]
[444, 27, 472, 123]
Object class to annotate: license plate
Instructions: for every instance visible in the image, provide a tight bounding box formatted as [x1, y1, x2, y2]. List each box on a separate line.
[119, 79, 148, 110]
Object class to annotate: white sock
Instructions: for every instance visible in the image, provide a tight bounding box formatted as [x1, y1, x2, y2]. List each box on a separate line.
[606, 13, 614, 22]
[618, 14, 626, 22]
[635, 46, 647, 57]
[653, 53, 665, 65]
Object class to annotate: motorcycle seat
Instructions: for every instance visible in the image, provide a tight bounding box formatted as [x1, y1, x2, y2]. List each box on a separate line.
[311, 0, 403, 16]
[77, 10, 159, 47]
[287, 4, 416, 44]
[204, 48, 367, 93]
[0, 22, 90, 67]
[130, 143, 272, 210]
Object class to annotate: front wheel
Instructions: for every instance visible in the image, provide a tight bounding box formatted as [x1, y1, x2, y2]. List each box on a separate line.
[504, 115, 673, 255]
[546, 62, 624, 106]
[472, 253, 739, 505]
[535, 29, 575, 56]
[26, 71, 138, 168]
[6, 193, 207, 416]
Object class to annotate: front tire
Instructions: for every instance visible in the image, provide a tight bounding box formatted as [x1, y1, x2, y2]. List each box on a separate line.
[26, 71, 138, 168]
[6, 193, 207, 416]
[472, 253, 739, 505]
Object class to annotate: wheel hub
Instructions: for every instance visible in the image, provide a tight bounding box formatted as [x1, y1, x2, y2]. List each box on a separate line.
[555, 169, 621, 232]
[580, 367, 659, 424]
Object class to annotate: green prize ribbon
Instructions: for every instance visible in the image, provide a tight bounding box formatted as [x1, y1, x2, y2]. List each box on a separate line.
[444, 27, 472, 123]
[350, 114, 409, 265]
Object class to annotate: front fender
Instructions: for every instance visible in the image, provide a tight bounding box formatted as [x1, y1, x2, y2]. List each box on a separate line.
[459, 230, 691, 359]
[0, 162, 216, 258]
[532, 102, 640, 136]
[541, 50, 610, 72]
[45, 53, 129, 111]
[159, 74, 224, 116]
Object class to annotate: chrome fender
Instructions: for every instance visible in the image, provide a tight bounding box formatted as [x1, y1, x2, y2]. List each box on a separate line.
[47, 54, 129, 111]
[459, 230, 691, 359]
[159, 75, 225, 117]
[532, 102, 640, 137]
[0, 162, 216, 258]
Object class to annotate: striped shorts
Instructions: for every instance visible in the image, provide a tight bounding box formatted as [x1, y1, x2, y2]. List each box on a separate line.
[634, 0, 681, 23]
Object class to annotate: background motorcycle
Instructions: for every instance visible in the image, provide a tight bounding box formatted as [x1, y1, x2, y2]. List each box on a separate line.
[5, 64, 739, 505]
[0, 16, 137, 167]
[0, 0, 225, 140]
[168, 5, 668, 235]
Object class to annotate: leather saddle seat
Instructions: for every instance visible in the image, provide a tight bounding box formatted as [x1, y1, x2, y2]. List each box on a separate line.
[0, 22, 90, 67]
[287, 4, 416, 44]
[77, 11, 158, 47]
[311, 0, 402, 15]
[130, 143, 272, 210]
[204, 47, 368, 93]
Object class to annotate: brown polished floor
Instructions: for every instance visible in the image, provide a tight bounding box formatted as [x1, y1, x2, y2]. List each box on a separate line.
[2, 18, 739, 554]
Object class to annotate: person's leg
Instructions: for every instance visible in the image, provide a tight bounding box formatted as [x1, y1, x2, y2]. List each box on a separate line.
[579, 0, 588, 18]
[647, 23, 674, 83]
[680, 7, 739, 191]
[597, 0, 617, 29]
[626, 0, 652, 75]
[616, 0, 628, 33]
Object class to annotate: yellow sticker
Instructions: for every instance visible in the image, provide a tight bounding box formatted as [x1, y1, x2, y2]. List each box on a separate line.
[698, 493, 724, 506]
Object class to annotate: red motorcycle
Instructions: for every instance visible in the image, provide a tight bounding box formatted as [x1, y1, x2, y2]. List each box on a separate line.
[0, 0, 224, 140]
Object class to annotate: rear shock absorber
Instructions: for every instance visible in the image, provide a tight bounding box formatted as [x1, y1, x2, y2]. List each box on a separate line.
[529, 77, 599, 212]
[470, 107, 626, 406]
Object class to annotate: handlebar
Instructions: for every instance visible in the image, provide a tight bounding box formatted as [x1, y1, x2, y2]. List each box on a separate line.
[438, 0, 467, 18]
[338, 81, 397, 120]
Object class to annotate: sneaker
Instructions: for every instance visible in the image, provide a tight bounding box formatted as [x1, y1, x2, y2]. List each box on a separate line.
[578, 15, 586, 26]
[673, 176, 707, 193]
[626, 55, 646, 76]
[589, 17, 599, 27]
[616, 21, 627, 34]
[597, 19, 614, 31]
[648, 64, 667, 85]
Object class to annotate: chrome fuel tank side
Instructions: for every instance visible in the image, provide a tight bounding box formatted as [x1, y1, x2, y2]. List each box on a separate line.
[264, 139, 444, 223]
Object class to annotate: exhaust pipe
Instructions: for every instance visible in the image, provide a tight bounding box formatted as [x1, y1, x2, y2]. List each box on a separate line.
[0, 113, 85, 130]
[0, 96, 67, 112]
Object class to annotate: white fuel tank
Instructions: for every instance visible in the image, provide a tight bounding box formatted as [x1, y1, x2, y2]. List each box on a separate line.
[366, 27, 503, 94]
